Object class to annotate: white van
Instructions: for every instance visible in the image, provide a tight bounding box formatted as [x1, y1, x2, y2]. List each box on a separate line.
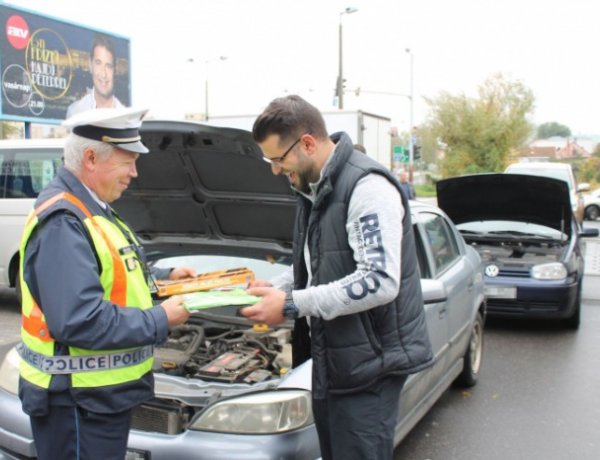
[504, 161, 589, 223]
[0, 138, 63, 288]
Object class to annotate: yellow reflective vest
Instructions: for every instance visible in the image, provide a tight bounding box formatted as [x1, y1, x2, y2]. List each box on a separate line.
[19, 192, 154, 389]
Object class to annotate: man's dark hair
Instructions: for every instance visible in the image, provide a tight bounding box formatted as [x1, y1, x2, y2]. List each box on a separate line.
[90, 34, 116, 64]
[252, 95, 328, 144]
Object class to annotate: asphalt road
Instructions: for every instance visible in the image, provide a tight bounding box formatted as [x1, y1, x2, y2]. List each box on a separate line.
[2, 223, 600, 459]
[393, 221, 600, 460]
[394, 293, 600, 460]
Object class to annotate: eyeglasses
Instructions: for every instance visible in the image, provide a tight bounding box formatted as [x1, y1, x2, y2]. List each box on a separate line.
[262, 135, 303, 165]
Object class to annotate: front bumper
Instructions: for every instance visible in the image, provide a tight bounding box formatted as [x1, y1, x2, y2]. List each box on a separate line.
[127, 425, 320, 460]
[485, 277, 580, 319]
[0, 388, 321, 460]
[0, 388, 35, 459]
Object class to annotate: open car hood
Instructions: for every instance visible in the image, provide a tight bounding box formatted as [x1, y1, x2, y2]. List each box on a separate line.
[436, 173, 572, 236]
[112, 120, 296, 257]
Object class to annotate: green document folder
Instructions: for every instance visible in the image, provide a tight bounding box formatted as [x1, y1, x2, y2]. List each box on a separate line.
[182, 288, 260, 311]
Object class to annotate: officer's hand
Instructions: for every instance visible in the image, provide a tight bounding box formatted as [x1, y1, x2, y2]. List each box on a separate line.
[240, 287, 286, 325]
[161, 295, 190, 327]
[169, 266, 196, 280]
[247, 279, 273, 288]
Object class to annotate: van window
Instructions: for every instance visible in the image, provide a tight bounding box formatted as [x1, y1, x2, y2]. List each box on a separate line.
[505, 164, 574, 190]
[0, 150, 62, 198]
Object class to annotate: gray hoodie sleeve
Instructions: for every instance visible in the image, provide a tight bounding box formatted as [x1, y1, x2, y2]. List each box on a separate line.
[293, 173, 404, 319]
[268, 267, 294, 291]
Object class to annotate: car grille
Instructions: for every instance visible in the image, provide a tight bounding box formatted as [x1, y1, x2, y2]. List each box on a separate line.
[487, 298, 561, 313]
[496, 267, 530, 278]
[131, 400, 184, 435]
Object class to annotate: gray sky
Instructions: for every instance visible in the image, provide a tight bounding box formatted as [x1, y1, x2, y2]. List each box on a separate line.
[8, 0, 600, 135]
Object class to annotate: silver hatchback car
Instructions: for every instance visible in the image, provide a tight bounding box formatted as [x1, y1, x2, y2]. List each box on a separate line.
[0, 121, 485, 459]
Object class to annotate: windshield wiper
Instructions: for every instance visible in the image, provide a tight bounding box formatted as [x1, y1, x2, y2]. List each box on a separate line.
[486, 231, 557, 240]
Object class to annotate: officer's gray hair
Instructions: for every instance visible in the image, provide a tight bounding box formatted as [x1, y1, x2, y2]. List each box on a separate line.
[63, 133, 114, 174]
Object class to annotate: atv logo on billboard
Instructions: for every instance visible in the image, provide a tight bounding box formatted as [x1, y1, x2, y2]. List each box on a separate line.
[6, 15, 29, 50]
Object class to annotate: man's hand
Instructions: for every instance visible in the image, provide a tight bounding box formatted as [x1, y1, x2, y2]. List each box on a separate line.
[161, 295, 190, 327]
[247, 279, 273, 288]
[240, 287, 286, 325]
[169, 266, 196, 280]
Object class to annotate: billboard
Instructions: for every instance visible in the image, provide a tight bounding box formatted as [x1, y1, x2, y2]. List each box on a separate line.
[0, 4, 131, 124]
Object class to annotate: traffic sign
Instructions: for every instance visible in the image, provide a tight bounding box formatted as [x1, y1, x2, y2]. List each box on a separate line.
[393, 145, 409, 163]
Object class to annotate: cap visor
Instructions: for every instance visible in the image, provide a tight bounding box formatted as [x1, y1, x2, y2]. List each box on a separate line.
[112, 141, 149, 154]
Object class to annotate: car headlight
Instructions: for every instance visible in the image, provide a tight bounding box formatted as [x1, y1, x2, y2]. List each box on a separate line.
[189, 389, 313, 434]
[532, 262, 567, 280]
[0, 347, 21, 395]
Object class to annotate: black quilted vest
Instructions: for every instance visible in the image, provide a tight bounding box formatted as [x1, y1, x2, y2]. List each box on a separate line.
[291, 132, 434, 398]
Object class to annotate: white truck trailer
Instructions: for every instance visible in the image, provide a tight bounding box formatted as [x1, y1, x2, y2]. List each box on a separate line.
[207, 110, 392, 170]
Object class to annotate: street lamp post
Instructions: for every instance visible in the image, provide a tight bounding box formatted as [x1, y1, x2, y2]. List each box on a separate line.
[405, 48, 414, 181]
[188, 56, 227, 121]
[337, 7, 358, 109]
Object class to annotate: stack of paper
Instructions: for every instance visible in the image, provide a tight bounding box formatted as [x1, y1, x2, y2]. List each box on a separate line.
[182, 288, 260, 311]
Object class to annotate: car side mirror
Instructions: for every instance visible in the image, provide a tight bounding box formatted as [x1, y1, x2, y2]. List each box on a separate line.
[579, 227, 599, 238]
[421, 278, 448, 303]
[577, 183, 590, 193]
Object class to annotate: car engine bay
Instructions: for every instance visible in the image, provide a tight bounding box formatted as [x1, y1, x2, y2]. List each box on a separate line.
[468, 239, 564, 266]
[132, 321, 294, 434]
[153, 323, 293, 384]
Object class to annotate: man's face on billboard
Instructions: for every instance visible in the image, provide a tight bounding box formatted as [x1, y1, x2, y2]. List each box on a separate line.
[91, 45, 115, 99]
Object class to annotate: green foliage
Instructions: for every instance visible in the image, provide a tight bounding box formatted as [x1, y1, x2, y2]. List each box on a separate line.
[414, 183, 437, 197]
[576, 157, 600, 185]
[424, 73, 535, 178]
[0, 122, 19, 139]
[413, 124, 438, 165]
[537, 122, 571, 139]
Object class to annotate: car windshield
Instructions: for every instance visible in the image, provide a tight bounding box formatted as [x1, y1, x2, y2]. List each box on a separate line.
[456, 221, 566, 240]
[153, 255, 290, 283]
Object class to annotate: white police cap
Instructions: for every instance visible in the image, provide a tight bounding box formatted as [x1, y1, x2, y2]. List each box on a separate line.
[62, 107, 150, 154]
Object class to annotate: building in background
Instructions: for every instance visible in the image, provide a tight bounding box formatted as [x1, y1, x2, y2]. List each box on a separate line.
[518, 136, 595, 161]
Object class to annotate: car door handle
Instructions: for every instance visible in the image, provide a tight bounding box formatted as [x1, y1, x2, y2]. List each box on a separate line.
[439, 306, 447, 319]
[467, 278, 475, 291]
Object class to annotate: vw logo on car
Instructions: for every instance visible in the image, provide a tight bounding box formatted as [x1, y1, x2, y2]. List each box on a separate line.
[485, 264, 500, 277]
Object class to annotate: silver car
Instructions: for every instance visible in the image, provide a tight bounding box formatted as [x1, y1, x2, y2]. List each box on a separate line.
[0, 121, 485, 460]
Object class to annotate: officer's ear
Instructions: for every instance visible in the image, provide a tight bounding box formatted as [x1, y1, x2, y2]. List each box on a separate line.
[82, 147, 97, 171]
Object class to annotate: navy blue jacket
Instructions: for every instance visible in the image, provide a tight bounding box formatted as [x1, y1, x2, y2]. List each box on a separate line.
[19, 167, 169, 415]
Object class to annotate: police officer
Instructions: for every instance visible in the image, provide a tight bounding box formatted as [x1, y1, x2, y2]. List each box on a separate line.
[18, 107, 194, 460]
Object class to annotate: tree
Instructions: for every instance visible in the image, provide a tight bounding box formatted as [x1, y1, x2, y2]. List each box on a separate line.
[410, 124, 438, 165]
[577, 157, 600, 185]
[536, 122, 571, 139]
[0, 122, 19, 139]
[423, 73, 535, 177]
